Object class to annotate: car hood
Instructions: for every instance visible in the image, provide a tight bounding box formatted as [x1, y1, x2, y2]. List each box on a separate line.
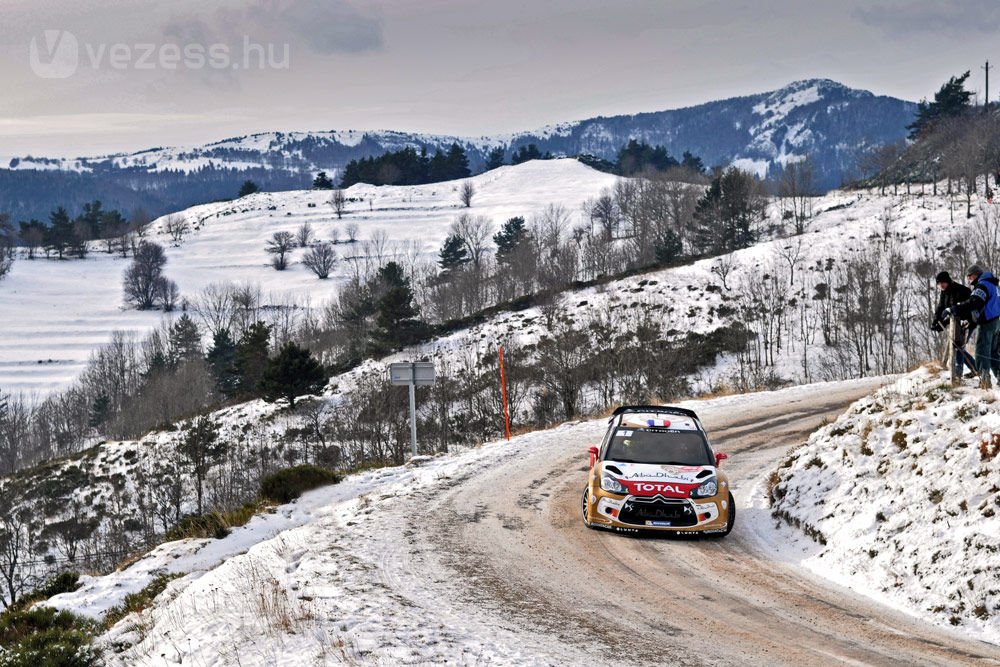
[603, 461, 716, 497]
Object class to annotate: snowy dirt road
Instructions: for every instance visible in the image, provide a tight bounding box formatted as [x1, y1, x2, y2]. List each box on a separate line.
[377, 380, 1000, 666]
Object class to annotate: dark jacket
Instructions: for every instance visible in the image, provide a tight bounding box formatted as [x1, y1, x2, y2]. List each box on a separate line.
[935, 281, 971, 325]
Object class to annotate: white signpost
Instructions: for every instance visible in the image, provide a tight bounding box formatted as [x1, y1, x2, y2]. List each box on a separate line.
[389, 362, 436, 457]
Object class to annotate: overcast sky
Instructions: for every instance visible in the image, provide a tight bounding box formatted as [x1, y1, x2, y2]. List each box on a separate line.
[2, 0, 1000, 157]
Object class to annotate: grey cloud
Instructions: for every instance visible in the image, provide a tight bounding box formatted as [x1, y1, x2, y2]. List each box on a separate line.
[855, 0, 1000, 36]
[273, 0, 383, 54]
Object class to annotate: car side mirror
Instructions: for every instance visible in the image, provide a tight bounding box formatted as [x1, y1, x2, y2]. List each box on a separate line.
[588, 446, 599, 468]
[715, 452, 728, 467]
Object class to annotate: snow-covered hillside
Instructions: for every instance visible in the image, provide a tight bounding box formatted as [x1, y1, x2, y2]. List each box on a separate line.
[0, 159, 616, 394]
[756, 367, 1000, 642]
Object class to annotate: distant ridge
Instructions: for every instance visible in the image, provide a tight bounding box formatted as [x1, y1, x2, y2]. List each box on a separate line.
[1, 79, 916, 220]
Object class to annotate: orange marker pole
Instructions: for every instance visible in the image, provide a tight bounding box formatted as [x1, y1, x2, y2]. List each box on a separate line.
[499, 345, 511, 441]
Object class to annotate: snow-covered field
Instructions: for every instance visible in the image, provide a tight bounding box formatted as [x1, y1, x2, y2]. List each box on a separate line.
[0, 159, 617, 394]
[753, 367, 1000, 643]
[5, 149, 994, 399]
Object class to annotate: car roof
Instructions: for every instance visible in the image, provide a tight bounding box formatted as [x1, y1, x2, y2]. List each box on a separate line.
[610, 405, 701, 421]
[617, 414, 700, 431]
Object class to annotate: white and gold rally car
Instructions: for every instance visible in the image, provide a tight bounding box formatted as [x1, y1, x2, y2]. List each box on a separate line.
[583, 405, 734, 536]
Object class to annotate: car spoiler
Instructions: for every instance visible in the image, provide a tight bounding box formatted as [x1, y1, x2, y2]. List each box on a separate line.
[610, 405, 701, 422]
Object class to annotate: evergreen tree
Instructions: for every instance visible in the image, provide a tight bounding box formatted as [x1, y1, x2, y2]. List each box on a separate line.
[653, 229, 683, 265]
[238, 180, 260, 197]
[260, 342, 327, 409]
[44, 207, 73, 259]
[372, 262, 426, 351]
[445, 143, 470, 180]
[168, 314, 202, 365]
[511, 144, 543, 165]
[493, 216, 528, 263]
[681, 151, 705, 174]
[88, 394, 110, 429]
[437, 234, 470, 282]
[206, 329, 239, 398]
[235, 321, 271, 397]
[312, 171, 335, 189]
[616, 139, 679, 175]
[485, 146, 506, 170]
[691, 168, 767, 254]
[907, 71, 973, 139]
[428, 149, 451, 182]
[18, 219, 45, 259]
[178, 416, 225, 515]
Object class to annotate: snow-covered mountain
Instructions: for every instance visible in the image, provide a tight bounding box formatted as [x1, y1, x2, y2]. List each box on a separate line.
[0, 79, 915, 220]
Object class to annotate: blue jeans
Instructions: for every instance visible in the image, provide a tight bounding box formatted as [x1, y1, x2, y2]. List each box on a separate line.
[975, 317, 1000, 381]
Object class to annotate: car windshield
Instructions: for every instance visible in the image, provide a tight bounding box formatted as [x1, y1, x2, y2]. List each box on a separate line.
[605, 427, 713, 465]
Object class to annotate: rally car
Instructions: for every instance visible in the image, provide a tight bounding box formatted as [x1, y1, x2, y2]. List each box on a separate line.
[582, 405, 734, 536]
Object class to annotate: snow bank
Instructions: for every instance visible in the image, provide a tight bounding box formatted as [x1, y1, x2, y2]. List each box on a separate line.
[755, 367, 1000, 642]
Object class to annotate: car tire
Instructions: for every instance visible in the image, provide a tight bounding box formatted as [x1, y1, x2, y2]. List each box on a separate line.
[722, 492, 736, 536]
[582, 486, 595, 529]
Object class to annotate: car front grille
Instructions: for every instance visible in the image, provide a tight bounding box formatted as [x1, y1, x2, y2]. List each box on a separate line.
[618, 496, 698, 527]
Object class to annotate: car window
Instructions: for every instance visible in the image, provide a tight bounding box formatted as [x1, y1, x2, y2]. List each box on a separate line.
[605, 427, 713, 465]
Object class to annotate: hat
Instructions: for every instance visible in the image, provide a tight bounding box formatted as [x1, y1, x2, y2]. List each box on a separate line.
[967, 264, 984, 278]
[935, 271, 952, 283]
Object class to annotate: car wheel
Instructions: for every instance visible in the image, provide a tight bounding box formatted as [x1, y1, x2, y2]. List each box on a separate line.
[722, 492, 736, 536]
[582, 486, 595, 529]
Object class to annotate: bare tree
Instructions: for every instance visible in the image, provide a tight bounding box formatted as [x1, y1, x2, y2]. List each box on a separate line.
[296, 222, 314, 248]
[452, 213, 493, 269]
[331, 189, 347, 219]
[123, 241, 170, 309]
[774, 237, 804, 286]
[345, 222, 360, 243]
[163, 215, 190, 244]
[460, 180, 475, 208]
[302, 243, 337, 279]
[710, 254, 738, 290]
[776, 157, 816, 234]
[266, 231, 296, 270]
[0, 222, 13, 280]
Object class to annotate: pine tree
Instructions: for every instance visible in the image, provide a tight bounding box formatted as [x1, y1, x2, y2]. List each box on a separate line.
[260, 342, 327, 409]
[437, 234, 470, 282]
[654, 229, 683, 265]
[235, 321, 271, 397]
[681, 151, 705, 174]
[178, 416, 225, 515]
[493, 216, 528, 263]
[446, 143, 470, 180]
[168, 314, 202, 365]
[206, 329, 239, 398]
[907, 71, 973, 139]
[511, 144, 543, 165]
[485, 146, 506, 170]
[238, 180, 260, 197]
[373, 262, 426, 351]
[45, 207, 73, 259]
[312, 171, 335, 189]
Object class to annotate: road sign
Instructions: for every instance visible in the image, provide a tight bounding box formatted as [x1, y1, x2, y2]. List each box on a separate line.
[389, 361, 436, 386]
[388, 362, 437, 457]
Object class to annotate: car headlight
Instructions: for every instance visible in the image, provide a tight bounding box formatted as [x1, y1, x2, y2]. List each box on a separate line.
[691, 477, 718, 498]
[600, 472, 627, 494]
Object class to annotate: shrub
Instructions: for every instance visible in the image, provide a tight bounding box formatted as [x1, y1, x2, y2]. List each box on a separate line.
[0, 607, 99, 667]
[8, 572, 81, 612]
[164, 501, 267, 541]
[261, 465, 341, 504]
